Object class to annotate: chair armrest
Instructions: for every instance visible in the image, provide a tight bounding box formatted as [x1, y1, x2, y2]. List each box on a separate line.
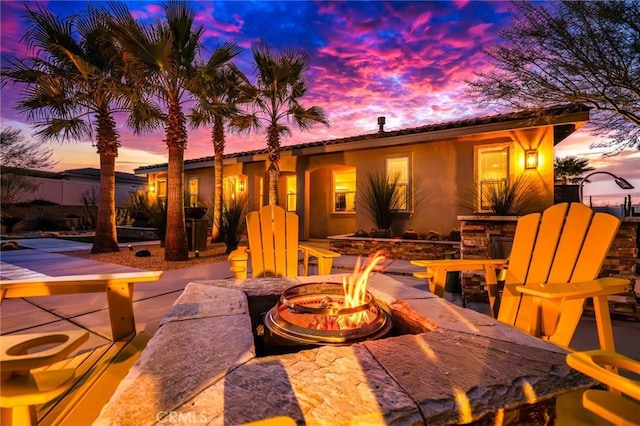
[515, 277, 631, 300]
[228, 246, 249, 280]
[410, 258, 508, 271]
[0, 271, 163, 342]
[299, 245, 341, 276]
[299, 244, 341, 259]
[566, 350, 640, 399]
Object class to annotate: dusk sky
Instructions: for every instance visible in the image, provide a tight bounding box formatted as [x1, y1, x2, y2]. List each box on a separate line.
[1, 0, 638, 205]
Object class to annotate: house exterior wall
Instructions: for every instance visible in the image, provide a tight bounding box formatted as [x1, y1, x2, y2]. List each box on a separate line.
[12, 176, 144, 207]
[137, 115, 572, 240]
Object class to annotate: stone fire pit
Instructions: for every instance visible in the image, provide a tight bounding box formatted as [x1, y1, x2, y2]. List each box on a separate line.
[96, 274, 592, 425]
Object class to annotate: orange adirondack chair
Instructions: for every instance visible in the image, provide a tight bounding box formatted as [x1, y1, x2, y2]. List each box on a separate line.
[412, 202, 631, 351]
[566, 350, 640, 426]
[228, 205, 341, 279]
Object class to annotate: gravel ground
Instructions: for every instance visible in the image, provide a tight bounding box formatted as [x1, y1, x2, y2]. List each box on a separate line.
[64, 242, 230, 271]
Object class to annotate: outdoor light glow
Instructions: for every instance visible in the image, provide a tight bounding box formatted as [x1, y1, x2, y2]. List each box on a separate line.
[525, 150, 538, 169]
[149, 183, 155, 193]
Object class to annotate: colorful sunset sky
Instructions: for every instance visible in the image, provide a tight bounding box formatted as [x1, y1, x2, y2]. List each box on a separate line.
[1, 0, 638, 205]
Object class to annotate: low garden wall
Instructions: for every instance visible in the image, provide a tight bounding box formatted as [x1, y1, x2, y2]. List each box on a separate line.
[327, 234, 460, 261]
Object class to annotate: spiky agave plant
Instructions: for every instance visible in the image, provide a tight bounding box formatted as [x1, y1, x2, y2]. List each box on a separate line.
[481, 175, 539, 215]
[218, 194, 248, 253]
[359, 172, 403, 235]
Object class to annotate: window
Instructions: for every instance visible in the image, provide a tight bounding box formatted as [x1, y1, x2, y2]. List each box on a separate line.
[286, 176, 296, 212]
[223, 176, 245, 201]
[258, 176, 264, 208]
[157, 179, 167, 206]
[477, 146, 509, 211]
[187, 176, 199, 206]
[386, 157, 409, 211]
[333, 169, 356, 212]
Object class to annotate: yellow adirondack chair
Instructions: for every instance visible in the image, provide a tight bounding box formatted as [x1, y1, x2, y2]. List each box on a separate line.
[229, 205, 341, 279]
[566, 350, 640, 426]
[411, 203, 631, 351]
[0, 271, 163, 425]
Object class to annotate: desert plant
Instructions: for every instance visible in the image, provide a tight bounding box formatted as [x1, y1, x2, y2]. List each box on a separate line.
[480, 176, 540, 215]
[82, 188, 99, 230]
[115, 208, 133, 226]
[1, 216, 24, 234]
[359, 172, 403, 236]
[124, 193, 156, 224]
[148, 201, 168, 247]
[217, 194, 248, 254]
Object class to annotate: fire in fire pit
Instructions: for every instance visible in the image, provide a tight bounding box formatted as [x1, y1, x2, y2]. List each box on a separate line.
[263, 252, 392, 347]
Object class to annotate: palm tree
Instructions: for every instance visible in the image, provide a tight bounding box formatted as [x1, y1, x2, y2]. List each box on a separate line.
[189, 42, 251, 242]
[554, 156, 595, 185]
[107, 1, 203, 261]
[1, 4, 159, 254]
[247, 43, 329, 206]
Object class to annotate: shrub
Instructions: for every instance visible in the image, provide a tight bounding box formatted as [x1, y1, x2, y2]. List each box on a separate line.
[480, 176, 541, 215]
[359, 172, 403, 234]
[217, 195, 247, 254]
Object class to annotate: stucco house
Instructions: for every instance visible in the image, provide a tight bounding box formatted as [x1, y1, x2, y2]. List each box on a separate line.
[1, 167, 146, 207]
[134, 104, 590, 239]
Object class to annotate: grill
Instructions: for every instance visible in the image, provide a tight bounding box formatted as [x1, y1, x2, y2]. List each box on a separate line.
[263, 282, 392, 346]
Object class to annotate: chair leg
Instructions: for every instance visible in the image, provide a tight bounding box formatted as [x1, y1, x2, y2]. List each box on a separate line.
[1, 406, 37, 426]
[316, 257, 333, 276]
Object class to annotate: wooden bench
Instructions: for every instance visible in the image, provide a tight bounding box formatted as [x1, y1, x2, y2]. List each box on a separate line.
[0, 271, 163, 425]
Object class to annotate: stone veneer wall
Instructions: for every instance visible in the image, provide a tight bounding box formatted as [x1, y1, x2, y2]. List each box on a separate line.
[327, 234, 460, 260]
[458, 215, 639, 319]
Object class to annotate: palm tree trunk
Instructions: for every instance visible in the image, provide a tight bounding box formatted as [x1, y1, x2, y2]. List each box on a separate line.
[91, 112, 120, 254]
[164, 102, 189, 261]
[267, 125, 280, 206]
[91, 153, 120, 253]
[211, 115, 225, 242]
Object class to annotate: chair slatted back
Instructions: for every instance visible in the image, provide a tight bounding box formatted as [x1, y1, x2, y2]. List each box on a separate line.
[498, 203, 621, 342]
[247, 205, 300, 278]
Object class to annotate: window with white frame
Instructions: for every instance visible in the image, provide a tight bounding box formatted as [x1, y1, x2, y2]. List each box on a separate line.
[157, 178, 167, 206]
[187, 176, 199, 206]
[386, 156, 409, 211]
[477, 146, 509, 211]
[333, 169, 356, 212]
[286, 175, 296, 212]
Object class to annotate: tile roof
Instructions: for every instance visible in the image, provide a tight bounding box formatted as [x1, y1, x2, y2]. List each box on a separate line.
[135, 104, 589, 172]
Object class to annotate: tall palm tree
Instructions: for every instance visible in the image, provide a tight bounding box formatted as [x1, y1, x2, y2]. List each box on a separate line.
[1, 4, 160, 254]
[107, 1, 203, 261]
[554, 156, 595, 184]
[248, 43, 329, 206]
[189, 42, 251, 242]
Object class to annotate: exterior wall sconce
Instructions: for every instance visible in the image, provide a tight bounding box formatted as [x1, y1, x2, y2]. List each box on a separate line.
[149, 183, 156, 193]
[525, 150, 538, 169]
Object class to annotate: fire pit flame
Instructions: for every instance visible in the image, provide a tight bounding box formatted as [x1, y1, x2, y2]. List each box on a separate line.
[263, 251, 392, 347]
[339, 251, 386, 329]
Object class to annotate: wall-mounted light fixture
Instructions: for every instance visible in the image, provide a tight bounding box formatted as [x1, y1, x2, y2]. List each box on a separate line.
[525, 150, 538, 169]
[149, 183, 156, 193]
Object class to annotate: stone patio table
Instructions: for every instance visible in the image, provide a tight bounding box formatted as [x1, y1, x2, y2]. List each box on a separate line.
[96, 274, 592, 425]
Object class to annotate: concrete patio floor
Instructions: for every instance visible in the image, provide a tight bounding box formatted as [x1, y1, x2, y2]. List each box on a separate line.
[1, 238, 638, 425]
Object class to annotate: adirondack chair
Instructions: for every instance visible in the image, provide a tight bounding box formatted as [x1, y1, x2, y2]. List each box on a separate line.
[411, 202, 631, 351]
[229, 205, 341, 279]
[565, 350, 640, 426]
[0, 271, 163, 425]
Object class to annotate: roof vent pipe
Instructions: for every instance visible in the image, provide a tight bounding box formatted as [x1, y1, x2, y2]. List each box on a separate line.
[377, 116, 386, 133]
